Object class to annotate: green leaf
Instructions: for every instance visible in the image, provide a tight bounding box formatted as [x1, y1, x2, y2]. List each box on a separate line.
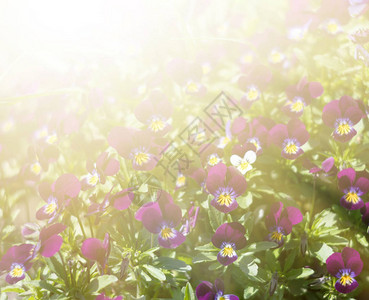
[286, 268, 314, 280]
[356, 233, 369, 247]
[208, 202, 223, 231]
[155, 257, 191, 272]
[238, 192, 253, 209]
[243, 286, 259, 299]
[283, 248, 297, 272]
[192, 252, 217, 264]
[47, 257, 68, 283]
[86, 275, 118, 294]
[245, 241, 277, 253]
[310, 242, 334, 263]
[1, 286, 25, 293]
[184, 282, 195, 300]
[319, 235, 348, 245]
[143, 264, 166, 281]
[194, 243, 218, 252]
[39, 281, 60, 294]
[238, 256, 258, 277]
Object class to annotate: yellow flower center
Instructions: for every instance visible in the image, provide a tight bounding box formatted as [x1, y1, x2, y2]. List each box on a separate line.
[221, 244, 235, 257]
[149, 119, 165, 132]
[291, 100, 305, 112]
[327, 21, 339, 34]
[239, 160, 249, 171]
[10, 265, 24, 278]
[339, 274, 354, 286]
[270, 51, 284, 64]
[345, 192, 359, 204]
[134, 152, 150, 166]
[30, 162, 41, 175]
[217, 193, 233, 207]
[176, 175, 186, 187]
[284, 142, 298, 154]
[241, 53, 253, 64]
[161, 227, 175, 240]
[249, 138, 261, 151]
[45, 202, 57, 215]
[247, 88, 259, 101]
[186, 81, 200, 93]
[208, 154, 220, 166]
[336, 123, 351, 135]
[87, 174, 99, 186]
[46, 134, 58, 145]
[271, 231, 283, 242]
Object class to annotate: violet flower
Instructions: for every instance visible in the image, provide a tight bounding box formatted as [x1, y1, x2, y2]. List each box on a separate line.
[82, 233, 110, 274]
[82, 152, 120, 189]
[322, 96, 363, 143]
[180, 204, 200, 236]
[212, 222, 247, 266]
[134, 90, 172, 135]
[32, 223, 66, 258]
[36, 174, 81, 222]
[269, 118, 309, 160]
[326, 247, 363, 294]
[266, 202, 303, 246]
[283, 77, 323, 117]
[199, 143, 224, 168]
[0, 244, 34, 284]
[136, 190, 186, 248]
[108, 127, 164, 171]
[196, 279, 239, 300]
[337, 168, 369, 210]
[206, 163, 247, 213]
[308, 157, 337, 176]
[360, 202, 369, 227]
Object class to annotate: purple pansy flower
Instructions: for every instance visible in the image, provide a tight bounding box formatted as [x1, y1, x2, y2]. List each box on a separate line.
[136, 190, 186, 248]
[308, 157, 337, 176]
[82, 152, 120, 189]
[326, 247, 363, 294]
[108, 127, 164, 171]
[96, 293, 122, 300]
[36, 174, 81, 222]
[322, 96, 363, 143]
[134, 90, 172, 135]
[212, 222, 247, 266]
[82, 233, 110, 274]
[283, 77, 323, 117]
[269, 119, 309, 160]
[266, 202, 303, 246]
[206, 163, 247, 213]
[199, 143, 224, 168]
[32, 223, 66, 258]
[196, 279, 239, 300]
[112, 188, 134, 211]
[0, 244, 34, 284]
[337, 168, 369, 210]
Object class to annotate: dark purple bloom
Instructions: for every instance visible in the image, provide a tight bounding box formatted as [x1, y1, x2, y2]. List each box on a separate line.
[134, 90, 172, 135]
[337, 168, 369, 210]
[108, 127, 164, 171]
[136, 190, 185, 248]
[33, 223, 66, 258]
[82, 152, 120, 189]
[206, 163, 247, 213]
[196, 278, 239, 300]
[0, 244, 34, 284]
[212, 222, 246, 266]
[326, 247, 363, 294]
[269, 119, 309, 160]
[112, 188, 134, 211]
[308, 157, 338, 176]
[283, 77, 323, 117]
[266, 202, 303, 246]
[36, 174, 81, 221]
[96, 294, 122, 300]
[82, 233, 110, 274]
[322, 96, 363, 143]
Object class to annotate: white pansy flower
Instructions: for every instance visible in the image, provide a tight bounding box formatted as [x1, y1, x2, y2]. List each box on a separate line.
[230, 150, 256, 175]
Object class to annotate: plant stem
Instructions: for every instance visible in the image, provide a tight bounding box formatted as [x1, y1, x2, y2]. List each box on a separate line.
[88, 217, 94, 238]
[78, 217, 87, 239]
[309, 175, 317, 226]
[58, 252, 70, 288]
